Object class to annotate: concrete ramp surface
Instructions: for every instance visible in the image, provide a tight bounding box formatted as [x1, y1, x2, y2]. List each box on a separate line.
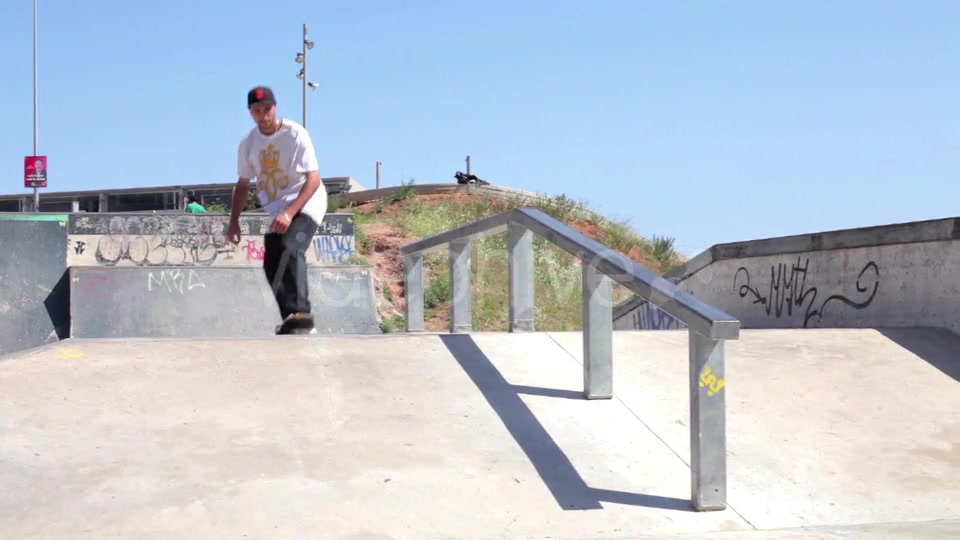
[0, 330, 957, 539]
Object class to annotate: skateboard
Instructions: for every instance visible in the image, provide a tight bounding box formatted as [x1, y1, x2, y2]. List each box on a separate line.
[275, 313, 317, 335]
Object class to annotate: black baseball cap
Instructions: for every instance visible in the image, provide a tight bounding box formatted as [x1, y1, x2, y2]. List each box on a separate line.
[247, 86, 276, 108]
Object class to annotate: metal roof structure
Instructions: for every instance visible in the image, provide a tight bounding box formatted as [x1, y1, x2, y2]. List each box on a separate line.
[0, 176, 366, 213]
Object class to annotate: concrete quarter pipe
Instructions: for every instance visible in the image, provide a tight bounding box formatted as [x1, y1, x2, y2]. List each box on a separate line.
[614, 216, 960, 334]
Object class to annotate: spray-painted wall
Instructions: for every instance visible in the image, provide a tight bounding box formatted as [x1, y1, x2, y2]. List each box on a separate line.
[0, 211, 367, 358]
[614, 218, 960, 335]
[66, 213, 357, 267]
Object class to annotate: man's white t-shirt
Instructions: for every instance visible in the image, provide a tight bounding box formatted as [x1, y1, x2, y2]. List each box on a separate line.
[237, 119, 327, 226]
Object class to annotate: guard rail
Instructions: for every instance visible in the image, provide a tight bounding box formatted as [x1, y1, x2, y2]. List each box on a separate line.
[400, 207, 740, 511]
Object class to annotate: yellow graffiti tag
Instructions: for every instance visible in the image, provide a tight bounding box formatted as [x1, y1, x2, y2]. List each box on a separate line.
[55, 348, 84, 360]
[698, 366, 726, 397]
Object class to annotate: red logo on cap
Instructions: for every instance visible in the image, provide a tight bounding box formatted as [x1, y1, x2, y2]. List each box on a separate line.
[255, 88, 264, 99]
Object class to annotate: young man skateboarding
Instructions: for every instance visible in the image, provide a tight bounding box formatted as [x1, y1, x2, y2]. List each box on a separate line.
[227, 86, 327, 335]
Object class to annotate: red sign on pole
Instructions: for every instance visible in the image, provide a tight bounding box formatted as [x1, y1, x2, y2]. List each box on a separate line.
[24, 155, 47, 188]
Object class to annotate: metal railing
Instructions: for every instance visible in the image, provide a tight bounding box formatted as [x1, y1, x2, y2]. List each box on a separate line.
[399, 208, 740, 511]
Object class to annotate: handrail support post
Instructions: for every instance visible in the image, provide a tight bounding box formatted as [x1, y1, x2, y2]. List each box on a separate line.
[449, 239, 472, 333]
[689, 329, 727, 511]
[508, 222, 535, 332]
[403, 253, 425, 332]
[582, 261, 613, 399]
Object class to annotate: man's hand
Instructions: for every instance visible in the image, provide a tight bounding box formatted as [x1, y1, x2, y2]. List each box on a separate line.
[282, 171, 321, 221]
[227, 221, 242, 244]
[228, 177, 251, 245]
[271, 210, 292, 234]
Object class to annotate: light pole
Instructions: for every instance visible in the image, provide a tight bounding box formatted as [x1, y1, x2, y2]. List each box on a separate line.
[295, 23, 319, 129]
[32, 0, 39, 212]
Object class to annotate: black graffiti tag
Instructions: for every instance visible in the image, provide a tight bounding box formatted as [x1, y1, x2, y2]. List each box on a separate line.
[732, 257, 880, 327]
[630, 301, 686, 330]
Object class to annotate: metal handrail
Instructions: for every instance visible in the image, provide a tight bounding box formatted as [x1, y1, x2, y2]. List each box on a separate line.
[401, 208, 739, 338]
[399, 207, 739, 511]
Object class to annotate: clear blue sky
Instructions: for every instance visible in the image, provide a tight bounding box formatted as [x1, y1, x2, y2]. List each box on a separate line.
[0, 1, 956, 255]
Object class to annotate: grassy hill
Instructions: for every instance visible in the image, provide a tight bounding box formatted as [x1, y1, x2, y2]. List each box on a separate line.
[329, 182, 682, 333]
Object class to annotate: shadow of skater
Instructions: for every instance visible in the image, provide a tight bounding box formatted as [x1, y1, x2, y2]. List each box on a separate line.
[439, 334, 693, 512]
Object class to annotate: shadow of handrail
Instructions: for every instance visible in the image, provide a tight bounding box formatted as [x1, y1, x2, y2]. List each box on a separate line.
[439, 334, 693, 512]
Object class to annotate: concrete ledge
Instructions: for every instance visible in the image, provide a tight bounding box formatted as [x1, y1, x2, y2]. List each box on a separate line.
[69, 265, 381, 339]
[614, 216, 960, 325]
[672, 216, 959, 285]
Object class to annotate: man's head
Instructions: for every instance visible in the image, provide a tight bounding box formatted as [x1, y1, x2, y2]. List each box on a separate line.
[247, 86, 277, 131]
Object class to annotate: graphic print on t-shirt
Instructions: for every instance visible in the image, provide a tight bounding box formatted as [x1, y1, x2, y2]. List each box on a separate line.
[258, 143, 290, 202]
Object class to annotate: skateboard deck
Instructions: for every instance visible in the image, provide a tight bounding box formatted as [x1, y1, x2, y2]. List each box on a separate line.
[279, 327, 316, 335]
[275, 314, 316, 335]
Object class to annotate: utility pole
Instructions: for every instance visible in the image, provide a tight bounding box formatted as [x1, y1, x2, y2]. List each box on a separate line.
[465, 155, 471, 175]
[376, 161, 382, 189]
[295, 23, 319, 129]
[32, 0, 39, 212]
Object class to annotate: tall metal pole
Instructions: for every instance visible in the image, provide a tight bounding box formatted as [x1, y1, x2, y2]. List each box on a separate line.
[301, 23, 308, 129]
[296, 23, 317, 129]
[32, 0, 39, 212]
[376, 161, 381, 189]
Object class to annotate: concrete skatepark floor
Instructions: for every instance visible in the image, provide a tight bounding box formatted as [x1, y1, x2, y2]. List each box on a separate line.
[0, 330, 957, 539]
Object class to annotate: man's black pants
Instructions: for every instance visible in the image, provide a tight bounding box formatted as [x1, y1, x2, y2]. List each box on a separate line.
[262, 212, 317, 320]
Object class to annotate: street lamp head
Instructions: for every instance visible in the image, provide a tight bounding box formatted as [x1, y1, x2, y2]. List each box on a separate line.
[307, 81, 319, 89]
[295, 52, 304, 63]
[305, 40, 314, 49]
[297, 68, 304, 80]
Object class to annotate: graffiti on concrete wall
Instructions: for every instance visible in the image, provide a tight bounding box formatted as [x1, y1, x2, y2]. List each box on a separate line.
[732, 256, 880, 327]
[314, 235, 356, 264]
[67, 213, 356, 267]
[68, 213, 355, 237]
[91, 216, 232, 266]
[147, 269, 207, 294]
[242, 239, 266, 262]
[627, 300, 687, 330]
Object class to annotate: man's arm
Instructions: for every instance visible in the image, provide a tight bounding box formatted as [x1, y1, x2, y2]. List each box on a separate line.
[229, 178, 251, 225]
[284, 171, 321, 216]
[231, 136, 257, 225]
[284, 129, 322, 216]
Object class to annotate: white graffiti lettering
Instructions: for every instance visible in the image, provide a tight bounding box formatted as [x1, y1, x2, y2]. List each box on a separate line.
[147, 269, 206, 294]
